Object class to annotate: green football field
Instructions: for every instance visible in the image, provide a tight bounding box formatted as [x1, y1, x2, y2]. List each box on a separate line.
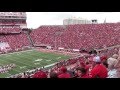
[0, 49, 71, 78]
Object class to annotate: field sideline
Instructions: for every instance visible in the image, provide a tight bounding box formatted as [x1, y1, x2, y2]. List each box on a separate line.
[0, 49, 71, 78]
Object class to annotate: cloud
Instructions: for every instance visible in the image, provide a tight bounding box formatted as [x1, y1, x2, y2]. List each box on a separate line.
[26, 12, 120, 29]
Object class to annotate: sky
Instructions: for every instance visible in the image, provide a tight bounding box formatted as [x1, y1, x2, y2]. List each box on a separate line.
[26, 12, 120, 29]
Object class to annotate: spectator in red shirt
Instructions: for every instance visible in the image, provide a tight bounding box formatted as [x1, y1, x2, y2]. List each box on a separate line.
[32, 70, 47, 78]
[75, 67, 89, 78]
[80, 67, 90, 78]
[85, 62, 91, 74]
[58, 66, 71, 78]
[100, 55, 108, 67]
[102, 60, 108, 68]
[89, 56, 108, 78]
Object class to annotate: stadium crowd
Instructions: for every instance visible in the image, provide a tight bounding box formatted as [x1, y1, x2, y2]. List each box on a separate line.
[0, 23, 120, 78]
[0, 23, 120, 55]
[0, 33, 30, 52]
[31, 23, 120, 51]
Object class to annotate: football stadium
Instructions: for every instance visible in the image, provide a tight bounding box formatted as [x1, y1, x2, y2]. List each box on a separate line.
[0, 12, 120, 78]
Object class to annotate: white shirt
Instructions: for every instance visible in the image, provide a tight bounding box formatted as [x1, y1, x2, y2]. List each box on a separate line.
[107, 69, 118, 78]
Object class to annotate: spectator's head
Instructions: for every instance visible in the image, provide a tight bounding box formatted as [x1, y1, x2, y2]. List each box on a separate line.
[93, 56, 101, 63]
[50, 72, 58, 78]
[88, 56, 94, 64]
[76, 67, 82, 77]
[85, 61, 89, 65]
[60, 66, 67, 73]
[112, 54, 118, 59]
[107, 57, 118, 69]
[89, 49, 97, 55]
[92, 56, 101, 66]
[79, 67, 87, 75]
[76, 67, 87, 77]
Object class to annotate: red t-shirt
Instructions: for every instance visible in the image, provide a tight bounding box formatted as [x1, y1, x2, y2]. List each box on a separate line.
[57, 71, 62, 76]
[89, 64, 108, 78]
[81, 74, 90, 78]
[32, 71, 47, 78]
[85, 64, 91, 70]
[58, 72, 71, 78]
[85, 64, 91, 74]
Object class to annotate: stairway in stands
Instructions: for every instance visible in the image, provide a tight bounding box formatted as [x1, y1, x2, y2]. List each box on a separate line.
[25, 31, 34, 47]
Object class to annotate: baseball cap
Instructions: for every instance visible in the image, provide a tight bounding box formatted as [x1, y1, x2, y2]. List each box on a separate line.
[93, 56, 101, 62]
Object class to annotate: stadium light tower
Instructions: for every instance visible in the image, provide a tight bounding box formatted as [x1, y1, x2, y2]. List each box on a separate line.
[0, 12, 27, 28]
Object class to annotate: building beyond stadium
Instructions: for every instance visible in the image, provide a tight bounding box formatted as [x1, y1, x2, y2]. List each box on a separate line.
[63, 18, 98, 25]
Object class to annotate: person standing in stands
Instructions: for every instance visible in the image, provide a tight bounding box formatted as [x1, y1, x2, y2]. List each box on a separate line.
[107, 54, 120, 78]
[67, 68, 75, 78]
[79, 67, 90, 78]
[115, 49, 120, 78]
[75, 67, 89, 78]
[85, 61, 91, 74]
[100, 55, 108, 68]
[58, 66, 71, 78]
[49, 72, 58, 78]
[107, 55, 118, 78]
[89, 56, 108, 78]
[32, 70, 47, 78]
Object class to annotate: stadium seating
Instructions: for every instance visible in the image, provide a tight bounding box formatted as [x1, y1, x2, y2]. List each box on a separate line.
[4, 33, 30, 50]
[30, 25, 65, 48]
[0, 23, 120, 78]
[30, 23, 120, 51]
[0, 33, 30, 51]
[0, 23, 120, 56]
[0, 26, 22, 33]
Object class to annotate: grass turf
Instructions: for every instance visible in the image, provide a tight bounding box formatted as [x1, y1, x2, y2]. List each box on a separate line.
[0, 49, 71, 78]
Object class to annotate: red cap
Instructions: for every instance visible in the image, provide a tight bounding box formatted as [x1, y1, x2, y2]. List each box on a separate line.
[100, 55, 107, 61]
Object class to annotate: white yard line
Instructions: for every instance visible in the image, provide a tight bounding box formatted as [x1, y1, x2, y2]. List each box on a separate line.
[44, 63, 56, 68]
[5, 57, 35, 68]
[11, 53, 44, 66]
